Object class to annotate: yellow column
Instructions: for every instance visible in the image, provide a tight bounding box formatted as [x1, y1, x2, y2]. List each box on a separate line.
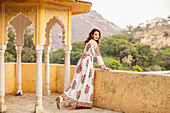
[0, 1, 2, 44]
[67, 9, 72, 45]
[37, 2, 44, 45]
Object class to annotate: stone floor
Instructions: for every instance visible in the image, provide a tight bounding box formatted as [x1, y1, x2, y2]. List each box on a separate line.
[5, 93, 121, 113]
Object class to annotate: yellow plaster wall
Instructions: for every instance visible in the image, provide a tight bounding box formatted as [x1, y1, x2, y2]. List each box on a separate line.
[93, 70, 170, 113]
[4, 63, 74, 93]
[5, 63, 16, 94]
[0, 2, 2, 44]
[4, 63, 170, 113]
[21, 63, 37, 92]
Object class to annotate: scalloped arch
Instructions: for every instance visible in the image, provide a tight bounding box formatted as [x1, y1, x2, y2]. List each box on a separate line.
[8, 12, 32, 46]
[45, 15, 66, 46]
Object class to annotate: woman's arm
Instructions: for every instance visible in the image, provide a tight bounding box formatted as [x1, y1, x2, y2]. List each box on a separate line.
[91, 41, 111, 71]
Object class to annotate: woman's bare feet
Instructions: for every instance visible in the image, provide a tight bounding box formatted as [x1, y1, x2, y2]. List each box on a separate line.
[56, 96, 63, 109]
[81, 106, 92, 109]
[75, 105, 82, 109]
[75, 105, 92, 109]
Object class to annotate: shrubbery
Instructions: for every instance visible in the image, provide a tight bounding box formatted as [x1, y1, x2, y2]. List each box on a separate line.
[131, 65, 143, 72]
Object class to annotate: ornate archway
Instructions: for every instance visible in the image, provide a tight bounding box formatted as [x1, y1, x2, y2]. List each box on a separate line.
[44, 15, 66, 95]
[9, 12, 32, 95]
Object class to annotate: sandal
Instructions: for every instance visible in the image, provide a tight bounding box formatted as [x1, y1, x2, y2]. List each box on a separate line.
[56, 96, 63, 109]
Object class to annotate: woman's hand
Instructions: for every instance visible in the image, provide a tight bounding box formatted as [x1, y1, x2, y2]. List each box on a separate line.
[104, 67, 111, 71]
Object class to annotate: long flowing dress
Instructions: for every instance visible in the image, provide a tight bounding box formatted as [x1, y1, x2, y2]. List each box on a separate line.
[62, 39, 106, 107]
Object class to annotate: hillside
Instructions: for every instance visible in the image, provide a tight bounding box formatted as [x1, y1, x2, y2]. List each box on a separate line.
[133, 24, 170, 49]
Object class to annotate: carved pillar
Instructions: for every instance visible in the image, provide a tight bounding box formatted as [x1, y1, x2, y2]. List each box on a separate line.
[43, 45, 51, 96]
[0, 44, 6, 112]
[64, 45, 72, 90]
[34, 45, 44, 113]
[9, 12, 32, 96]
[16, 46, 23, 95]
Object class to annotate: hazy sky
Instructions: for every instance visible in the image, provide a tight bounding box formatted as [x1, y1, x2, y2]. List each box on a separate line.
[90, 0, 170, 29]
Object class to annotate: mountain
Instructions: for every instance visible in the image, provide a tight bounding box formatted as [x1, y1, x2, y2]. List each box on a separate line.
[133, 17, 170, 50]
[51, 10, 121, 52]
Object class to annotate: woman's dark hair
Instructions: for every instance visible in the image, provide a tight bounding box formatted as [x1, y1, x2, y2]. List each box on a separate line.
[84, 28, 101, 47]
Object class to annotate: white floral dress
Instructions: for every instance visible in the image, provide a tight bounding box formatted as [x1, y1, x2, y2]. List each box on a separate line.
[62, 39, 105, 107]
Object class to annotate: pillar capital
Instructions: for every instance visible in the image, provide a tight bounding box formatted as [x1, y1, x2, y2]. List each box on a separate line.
[64, 45, 72, 53]
[0, 44, 6, 51]
[44, 45, 51, 53]
[16, 45, 22, 51]
[36, 45, 44, 51]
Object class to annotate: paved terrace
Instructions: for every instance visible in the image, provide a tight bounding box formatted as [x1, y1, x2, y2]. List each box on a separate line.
[5, 93, 122, 113]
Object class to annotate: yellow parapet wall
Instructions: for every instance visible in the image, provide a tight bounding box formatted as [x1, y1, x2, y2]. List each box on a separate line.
[5, 63, 76, 93]
[93, 70, 170, 113]
[5, 63, 16, 94]
[4, 63, 170, 113]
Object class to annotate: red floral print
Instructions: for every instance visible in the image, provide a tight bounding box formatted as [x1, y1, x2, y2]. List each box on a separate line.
[76, 90, 81, 100]
[65, 86, 71, 92]
[95, 47, 101, 56]
[90, 93, 93, 102]
[76, 64, 82, 73]
[86, 43, 91, 51]
[91, 78, 94, 85]
[84, 84, 90, 94]
[81, 74, 86, 84]
[62, 93, 93, 107]
[100, 64, 105, 70]
[72, 80, 77, 89]
[86, 59, 89, 67]
[89, 68, 92, 78]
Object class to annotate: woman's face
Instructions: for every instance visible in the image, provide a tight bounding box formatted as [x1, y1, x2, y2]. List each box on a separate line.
[92, 31, 100, 41]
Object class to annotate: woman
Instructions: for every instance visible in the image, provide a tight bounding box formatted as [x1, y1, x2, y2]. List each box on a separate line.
[56, 28, 110, 109]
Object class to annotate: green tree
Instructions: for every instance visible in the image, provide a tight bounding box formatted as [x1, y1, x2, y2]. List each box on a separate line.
[21, 28, 36, 63]
[113, 34, 130, 41]
[70, 41, 84, 65]
[126, 25, 134, 35]
[4, 52, 15, 62]
[133, 43, 155, 68]
[146, 23, 151, 30]
[155, 47, 170, 70]
[50, 48, 65, 64]
[101, 36, 137, 63]
[50, 41, 84, 65]
[5, 27, 16, 62]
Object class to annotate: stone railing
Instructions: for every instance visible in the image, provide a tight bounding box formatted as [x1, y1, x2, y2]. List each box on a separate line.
[5, 63, 170, 113]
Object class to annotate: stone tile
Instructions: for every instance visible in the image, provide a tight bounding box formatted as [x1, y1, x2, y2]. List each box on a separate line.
[5, 93, 121, 113]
